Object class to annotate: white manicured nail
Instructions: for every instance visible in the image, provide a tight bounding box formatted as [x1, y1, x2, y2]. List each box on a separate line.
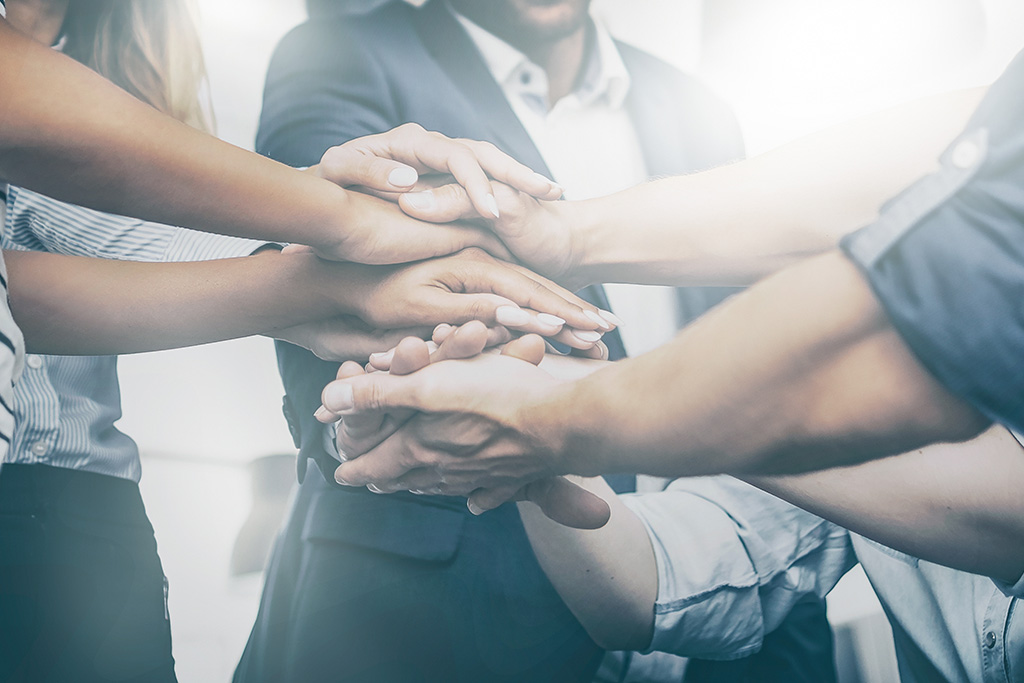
[536, 313, 566, 327]
[369, 349, 394, 366]
[495, 306, 531, 326]
[584, 310, 612, 330]
[484, 193, 500, 219]
[572, 330, 602, 343]
[404, 190, 436, 211]
[533, 172, 561, 192]
[599, 309, 624, 327]
[388, 166, 418, 187]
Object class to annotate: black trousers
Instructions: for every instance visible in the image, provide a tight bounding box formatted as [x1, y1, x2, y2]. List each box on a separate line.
[0, 464, 177, 683]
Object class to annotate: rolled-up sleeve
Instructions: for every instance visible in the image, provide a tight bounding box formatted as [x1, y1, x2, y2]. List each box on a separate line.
[841, 49, 1024, 434]
[620, 477, 854, 660]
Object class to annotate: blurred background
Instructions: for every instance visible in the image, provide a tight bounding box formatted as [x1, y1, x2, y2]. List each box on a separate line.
[115, 0, 1024, 680]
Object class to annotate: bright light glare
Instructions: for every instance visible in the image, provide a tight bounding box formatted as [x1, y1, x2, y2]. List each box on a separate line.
[700, 0, 987, 152]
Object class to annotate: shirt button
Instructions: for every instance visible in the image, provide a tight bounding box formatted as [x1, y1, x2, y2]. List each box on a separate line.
[30, 441, 48, 457]
[983, 630, 997, 649]
[951, 140, 981, 169]
[26, 354, 43, 370]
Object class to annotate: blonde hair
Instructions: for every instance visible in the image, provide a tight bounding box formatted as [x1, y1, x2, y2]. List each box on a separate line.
[61, 0, 212, 131]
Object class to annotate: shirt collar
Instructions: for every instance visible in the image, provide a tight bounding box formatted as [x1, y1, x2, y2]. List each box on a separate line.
[452, 5, 631, 112]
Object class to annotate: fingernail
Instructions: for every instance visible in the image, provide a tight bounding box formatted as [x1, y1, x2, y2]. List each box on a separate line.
[337, 449, 348, 463]
[536, 313, 566, 327]
[388, 166, 418, 187]
[599, 309, 624, 327]
[533, 172, 557, 188]
[367, 484, 384, 494]
[572, 330, 602, 343]
[409, 489, 425, 496]
[313, 405, 331, 421]
[484, 193, 500, 219]
[404, 190, 436, 211]
[335, 470, 353, 486]
[369, 349, 395, 365]
[495, 305, 530, 326]
[584, 310, 612, 330]
[323, 382, 355, 413]
[467, 500, 484, 515]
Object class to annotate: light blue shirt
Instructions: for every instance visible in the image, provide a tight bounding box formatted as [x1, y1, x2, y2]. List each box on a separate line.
[3, 187, 264, 481]
[621, 476, 1024, 683]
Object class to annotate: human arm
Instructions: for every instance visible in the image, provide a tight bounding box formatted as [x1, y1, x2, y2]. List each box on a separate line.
[0, 18, 555, 264]
[746, 425, 1024, 586]
[523, 475, 854, 658]
[6, 246, 604, 355]
[401, 87, 985, 288]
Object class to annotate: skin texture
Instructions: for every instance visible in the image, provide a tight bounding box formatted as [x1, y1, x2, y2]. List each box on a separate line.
[312, 86, 992, 510]
[0, 14, 562, 265]
[325, 325, 1024, 654]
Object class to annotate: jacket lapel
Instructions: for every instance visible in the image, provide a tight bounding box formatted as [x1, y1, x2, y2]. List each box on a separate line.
[412, 0, 551, 176]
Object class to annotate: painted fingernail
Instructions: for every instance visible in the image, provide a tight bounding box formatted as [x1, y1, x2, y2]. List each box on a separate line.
[484, 193, 500, 219]
[495, 305, 531, 326]
[599, 309, 624, 327]
[467, 500, 484, 516]
[572, 330, 602, 343]
[404, 190, 436, 211]
[323, 382, 354, 413]
[584, 310, 612, 330]
[388, 166, 418, 187]
[532, 172, 557, 189]
[313, 405, 331, 421]
[369, 349, 395, 365]
[536, 313, 566, 327]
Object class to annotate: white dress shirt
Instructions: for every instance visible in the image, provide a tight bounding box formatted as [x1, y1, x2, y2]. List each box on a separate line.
[454, 9, 682, 359]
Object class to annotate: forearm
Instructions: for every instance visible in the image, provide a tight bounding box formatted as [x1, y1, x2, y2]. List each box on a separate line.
[746, 425, 1024, 584]
[569, 88, 985, 286]
[518, 477, 657, 651]
[541, 251, 989, 477]
[7, 249, 359, 354]
[0, 20, 348, 250]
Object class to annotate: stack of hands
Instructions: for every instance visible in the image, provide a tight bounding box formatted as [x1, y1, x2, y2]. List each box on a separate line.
[288, 123, 617, 528]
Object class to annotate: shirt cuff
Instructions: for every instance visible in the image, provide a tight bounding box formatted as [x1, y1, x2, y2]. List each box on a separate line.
[164, 227, 278, 262]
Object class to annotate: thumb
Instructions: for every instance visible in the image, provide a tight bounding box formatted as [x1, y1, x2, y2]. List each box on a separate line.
[320, 371, 427, 416]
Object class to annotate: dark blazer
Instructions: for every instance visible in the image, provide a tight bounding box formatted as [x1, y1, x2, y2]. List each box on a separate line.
[235, 2, 833, 682]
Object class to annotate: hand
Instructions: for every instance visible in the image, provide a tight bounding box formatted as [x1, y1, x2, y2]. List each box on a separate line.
[323, 321, 612, 529]
[395, 180, 585, 289]
[323, 246, 615, 352]
[272, 314, 432, 362]
[312, 123, 564, 221]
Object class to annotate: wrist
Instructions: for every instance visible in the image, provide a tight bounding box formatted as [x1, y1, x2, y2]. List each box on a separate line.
[521, 375, 613, 477]
[564, 196, 613, 288]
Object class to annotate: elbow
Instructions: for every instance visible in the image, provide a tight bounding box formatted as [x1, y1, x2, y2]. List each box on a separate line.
[583, 605, 655, 652]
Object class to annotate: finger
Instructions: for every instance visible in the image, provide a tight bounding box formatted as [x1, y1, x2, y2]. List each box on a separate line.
[499, 334, 546, 365]
[389, 336, 432, 376]
[548, 326, 605, 351]
[428, 320, 489, 362]
[573, 340, 610, 361]
[333, 430, 419, 486]
[456, 138, 564, 200]
[398, 184, 478, 224]
[281, 244, 315, 255]
[522, 477, 612, 529]
[466, 484, 520, 515]
[318, 145, 421, 192]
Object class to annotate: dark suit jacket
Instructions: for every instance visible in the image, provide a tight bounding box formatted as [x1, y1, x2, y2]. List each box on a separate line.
[235, 2, 833, 682]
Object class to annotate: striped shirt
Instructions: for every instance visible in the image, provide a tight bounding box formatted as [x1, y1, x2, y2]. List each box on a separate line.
[4, 187, 265, 481]
[0, 0, 27, 457]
